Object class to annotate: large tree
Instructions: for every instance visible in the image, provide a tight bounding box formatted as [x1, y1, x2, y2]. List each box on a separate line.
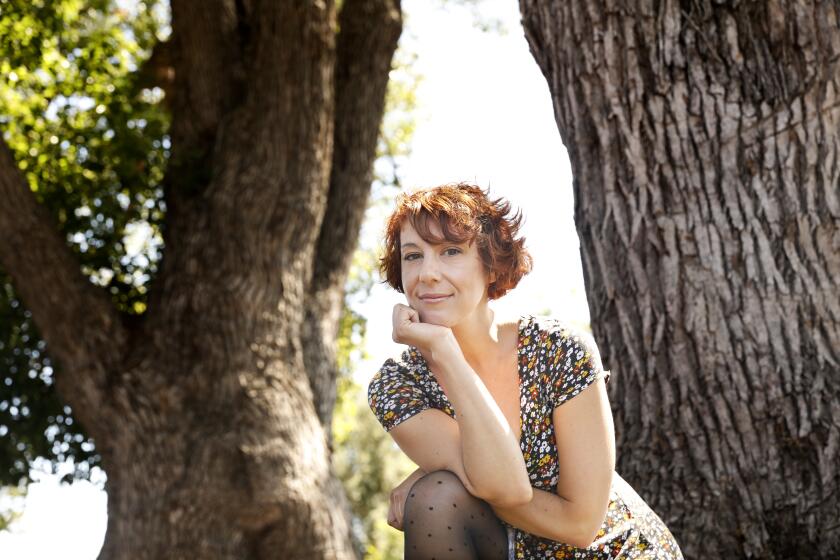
[0, 0, 402, 557]
[520, 1, 840, 558]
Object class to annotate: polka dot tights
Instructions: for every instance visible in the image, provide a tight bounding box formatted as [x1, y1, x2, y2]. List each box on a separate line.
[403, 470, 508, 559]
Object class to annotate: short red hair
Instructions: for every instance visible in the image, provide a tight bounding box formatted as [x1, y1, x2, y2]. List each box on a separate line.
[378, 182, 533, 300]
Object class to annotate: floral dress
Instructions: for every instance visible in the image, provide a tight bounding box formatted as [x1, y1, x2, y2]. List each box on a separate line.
[367, 314, 683, 559]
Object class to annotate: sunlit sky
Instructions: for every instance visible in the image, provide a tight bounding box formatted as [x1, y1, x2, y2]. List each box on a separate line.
[0, 0, 585, 556]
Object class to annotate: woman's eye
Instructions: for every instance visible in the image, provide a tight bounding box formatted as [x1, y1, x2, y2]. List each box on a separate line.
[403, 248, 460, 261]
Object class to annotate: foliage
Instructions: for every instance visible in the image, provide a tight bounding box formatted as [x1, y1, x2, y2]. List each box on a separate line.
[0, 0, 168, 488]
[333, 372, 417, 560]
[0, 484, 25, 530]
[333, 237, 418, 560]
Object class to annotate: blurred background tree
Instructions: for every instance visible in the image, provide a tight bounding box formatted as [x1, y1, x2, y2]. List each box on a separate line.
[0, 1, 422, 557]
[0, 0, 405, 555]
[0, 1, 523, 557]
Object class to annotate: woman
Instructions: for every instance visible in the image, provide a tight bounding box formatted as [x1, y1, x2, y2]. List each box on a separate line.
[367, 183, 682, 559]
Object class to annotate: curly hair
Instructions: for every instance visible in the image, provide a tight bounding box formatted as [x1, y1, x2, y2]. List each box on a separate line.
[378, 182, 533, 300]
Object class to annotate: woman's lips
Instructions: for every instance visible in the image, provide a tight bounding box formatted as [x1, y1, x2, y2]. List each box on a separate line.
[420, 295, 451, 303]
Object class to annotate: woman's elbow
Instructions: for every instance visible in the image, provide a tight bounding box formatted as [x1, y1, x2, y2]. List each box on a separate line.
[568, 533, 597, 549]
[570, 516, 604, 549]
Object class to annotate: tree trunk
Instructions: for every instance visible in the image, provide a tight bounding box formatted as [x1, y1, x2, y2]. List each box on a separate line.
[305, 0, 404, 443]
[519, 1, 840, 558]
[0, 0, 401, 558]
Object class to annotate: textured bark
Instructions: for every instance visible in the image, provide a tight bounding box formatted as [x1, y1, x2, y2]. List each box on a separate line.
[0, 0, 401, 558]
[519, 1, 840, 558]
[304, 0, 402, 443]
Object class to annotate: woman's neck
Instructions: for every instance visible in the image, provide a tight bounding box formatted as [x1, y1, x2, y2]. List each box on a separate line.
[451, 307, 517, 376]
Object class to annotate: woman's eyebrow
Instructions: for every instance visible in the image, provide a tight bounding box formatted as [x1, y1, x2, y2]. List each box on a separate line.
[400, 240, 459, 250]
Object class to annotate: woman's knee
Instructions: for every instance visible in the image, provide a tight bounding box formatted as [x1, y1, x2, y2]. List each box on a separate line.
[405, 469, 474, 510]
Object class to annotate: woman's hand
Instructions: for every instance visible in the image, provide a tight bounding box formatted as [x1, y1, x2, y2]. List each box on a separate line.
[391, 303, 455, 356]
[387, 468, 427, 531]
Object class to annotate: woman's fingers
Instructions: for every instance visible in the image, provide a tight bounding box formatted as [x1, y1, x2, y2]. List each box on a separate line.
[387, 490, 401, 531]
[391, 302, 453, 352]
[391, 303, 414, 343]
[387, 499, 395, 528]
[395, 494, 404, 530]
[392, 303, 421, 345]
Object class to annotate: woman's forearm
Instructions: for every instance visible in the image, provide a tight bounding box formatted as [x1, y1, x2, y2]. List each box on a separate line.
[490, 487, 600, 549]
[429, 336, 532, 506]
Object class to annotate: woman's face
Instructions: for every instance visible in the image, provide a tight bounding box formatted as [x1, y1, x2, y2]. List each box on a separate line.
[399, 219, 493, 326]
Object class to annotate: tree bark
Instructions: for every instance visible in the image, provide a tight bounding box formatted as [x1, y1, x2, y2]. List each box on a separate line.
[0, 0, 401, 558]
[304, 0, 403, 443]
[519, 1, 840, 558]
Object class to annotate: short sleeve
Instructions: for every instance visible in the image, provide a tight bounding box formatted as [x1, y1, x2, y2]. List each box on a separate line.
[545, 326, 610, 409]
[367, 358, 431, 432]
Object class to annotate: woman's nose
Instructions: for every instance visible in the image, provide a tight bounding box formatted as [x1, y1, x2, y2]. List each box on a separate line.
[418, 255, 441, 282]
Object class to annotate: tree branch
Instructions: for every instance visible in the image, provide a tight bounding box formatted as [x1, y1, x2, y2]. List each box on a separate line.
[168, 0, 243, 151]
[148, 0, 247, 326]
[144, 0, 340, 380]
[0, 140, 126, 425]
[313, 0, 402, 295]
[304, 0, 402, 430]
[161, 0, 244, 236]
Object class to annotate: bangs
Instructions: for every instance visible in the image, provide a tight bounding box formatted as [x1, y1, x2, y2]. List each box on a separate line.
[406, 207, 479, 247]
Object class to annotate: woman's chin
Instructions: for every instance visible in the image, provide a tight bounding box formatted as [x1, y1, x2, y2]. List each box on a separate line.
[418, 312, 452, 327]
